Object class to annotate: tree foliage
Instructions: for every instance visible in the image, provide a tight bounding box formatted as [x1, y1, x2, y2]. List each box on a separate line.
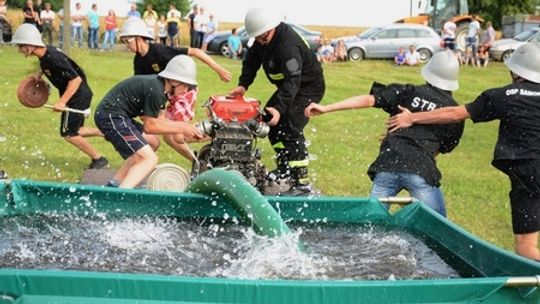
[10, 0, 64, 11]
[469, 0, 537, 28]
[140, 0, 193, 18]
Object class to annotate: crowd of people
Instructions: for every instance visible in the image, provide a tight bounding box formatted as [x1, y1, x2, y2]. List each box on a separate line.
[6, 1, 223, 52]
[441, 16, 495, 68]
[5, 3, 540, 262]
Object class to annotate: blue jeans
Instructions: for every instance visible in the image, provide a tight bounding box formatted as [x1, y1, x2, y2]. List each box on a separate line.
[370, 172, 447, 217]
[102, 29, 116, 50]
[88, 27, 98, 49]
[71, 25, 82, 48]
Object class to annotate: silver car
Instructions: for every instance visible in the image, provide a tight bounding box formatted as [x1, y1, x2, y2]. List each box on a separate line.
[489, 28, 540, 61]
[340, 23, 443, 62]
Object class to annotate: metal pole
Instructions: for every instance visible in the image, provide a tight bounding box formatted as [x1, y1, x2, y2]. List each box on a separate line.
[62, 0, 70, 52]
[505, 275, 540, 287]
[377, 197, 416, 205]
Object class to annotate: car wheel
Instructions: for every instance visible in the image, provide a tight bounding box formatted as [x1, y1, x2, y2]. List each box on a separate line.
[417, 48, 432, 63]
[455, 23, 469, 51]
[348, 47, 364, 62]
[219, 42, 231, 57]
[501, 50, 513, 61]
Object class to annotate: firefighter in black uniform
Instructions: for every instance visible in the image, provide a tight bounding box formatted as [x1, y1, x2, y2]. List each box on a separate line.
[119, 17, 231, 79]
[230, 7, 325, 195]
[306, 50, 464, 216]
[388, 42, 540, 261]
[11, 24, 108, 169]
[119, 17, 231, 159]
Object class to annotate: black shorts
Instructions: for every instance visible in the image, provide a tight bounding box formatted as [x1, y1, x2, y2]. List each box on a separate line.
[94, 112, 147, 160]
[60, 88, 92, 137]
[496, 159, 540, 234]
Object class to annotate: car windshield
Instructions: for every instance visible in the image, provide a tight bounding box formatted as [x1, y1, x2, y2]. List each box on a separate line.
[357, 27, 382, 39]
[514, 29, 538, 42]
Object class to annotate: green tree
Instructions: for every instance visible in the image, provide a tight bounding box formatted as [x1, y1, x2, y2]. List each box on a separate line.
[140, 0, 193, 18]
[11, 0, 64, 11]
[469, 0, 537, 29]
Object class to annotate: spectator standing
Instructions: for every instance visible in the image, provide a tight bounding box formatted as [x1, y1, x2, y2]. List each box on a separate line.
[306, 51, 463, 216]
[405, 44, 421, 66]
[194, 7, 208, 48]
[144, 10, 157, 40]
[127, 4, 140, 19]
[201, 14, 217, 52]
[188, 5, 198, 47]
[482, 21, 496, 50]
[166, 3, 181, 47]
[388, 43, 540, 261]
[11, 24, 108, 170]
[229, 7, 326, 195]
[334, 39, 347, 62]
[23, 0, 39, 27]
[157, 15, 167, 44]
[227, 28, 243, 60]
[465, 14, 481, 55]
[39, 2, 54, 46]
[0, 0, 10, 44]
[142, 4, 157, 20]
[71, 2, 83, 48]
[101, 9, 117, 51]
[87, 3, 99, 49]
[57, 7, 63, 48]
[34, 0, 43, 32]
[442, 19, 456, 50]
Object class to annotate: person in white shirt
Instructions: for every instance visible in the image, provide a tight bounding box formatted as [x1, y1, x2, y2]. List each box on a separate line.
[442, 19, 456, 50]
[40, 2, 55, 45]
[465, 14, 481, 54]
[405, 44, 421, 66]
[201, 14, 217, 52]
[71, 2, 83, 47]
[193, 7, 208, 48]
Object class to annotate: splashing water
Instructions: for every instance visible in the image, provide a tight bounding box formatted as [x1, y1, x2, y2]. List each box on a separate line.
[0, 215, 459, 280]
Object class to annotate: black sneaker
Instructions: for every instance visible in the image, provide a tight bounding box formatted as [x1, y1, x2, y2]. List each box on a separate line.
[88, 156, 108, 169]
[279, 183, 319, 196]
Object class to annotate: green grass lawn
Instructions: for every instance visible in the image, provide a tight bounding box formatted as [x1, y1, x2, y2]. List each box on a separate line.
[0, 45, 519, 252]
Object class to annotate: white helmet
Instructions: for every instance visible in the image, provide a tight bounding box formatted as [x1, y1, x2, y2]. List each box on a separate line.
[119, 17, 154, 40]
[421, 50, 459, 91]
[505, 42, 540, 84]
[11, 24, 45, 47]
[244, 6, 281, 38]
[158, 55, 197, 85]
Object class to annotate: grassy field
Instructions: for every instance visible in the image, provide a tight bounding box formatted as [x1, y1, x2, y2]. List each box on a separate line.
[0, 44, 520, 253]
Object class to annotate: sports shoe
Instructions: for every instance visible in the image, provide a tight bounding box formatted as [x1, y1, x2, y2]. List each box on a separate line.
[266, 167, 291, 183]
[279, 183, 319, 197]
[88, 156, 108, 169]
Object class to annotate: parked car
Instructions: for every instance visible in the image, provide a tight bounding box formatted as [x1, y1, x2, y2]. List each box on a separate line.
[337, 23, 443, 62]
[489, 28, 540, 61]
[206, 23, 322, 57]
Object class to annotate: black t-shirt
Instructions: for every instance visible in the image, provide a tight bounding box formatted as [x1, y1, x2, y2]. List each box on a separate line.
[368, 83, 465, 187]
[239, 22, 325, 114]
[22, 7, 36, 24]
[134, 43, 189, 75]
[465, 81, 540, 168]
[39, 46, 92, 97]
[97, 75, 167, 118]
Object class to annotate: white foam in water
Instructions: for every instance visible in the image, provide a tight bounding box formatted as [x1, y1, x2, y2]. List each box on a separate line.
[0, 215, 459, 280]
[213, 229, 327, 280]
